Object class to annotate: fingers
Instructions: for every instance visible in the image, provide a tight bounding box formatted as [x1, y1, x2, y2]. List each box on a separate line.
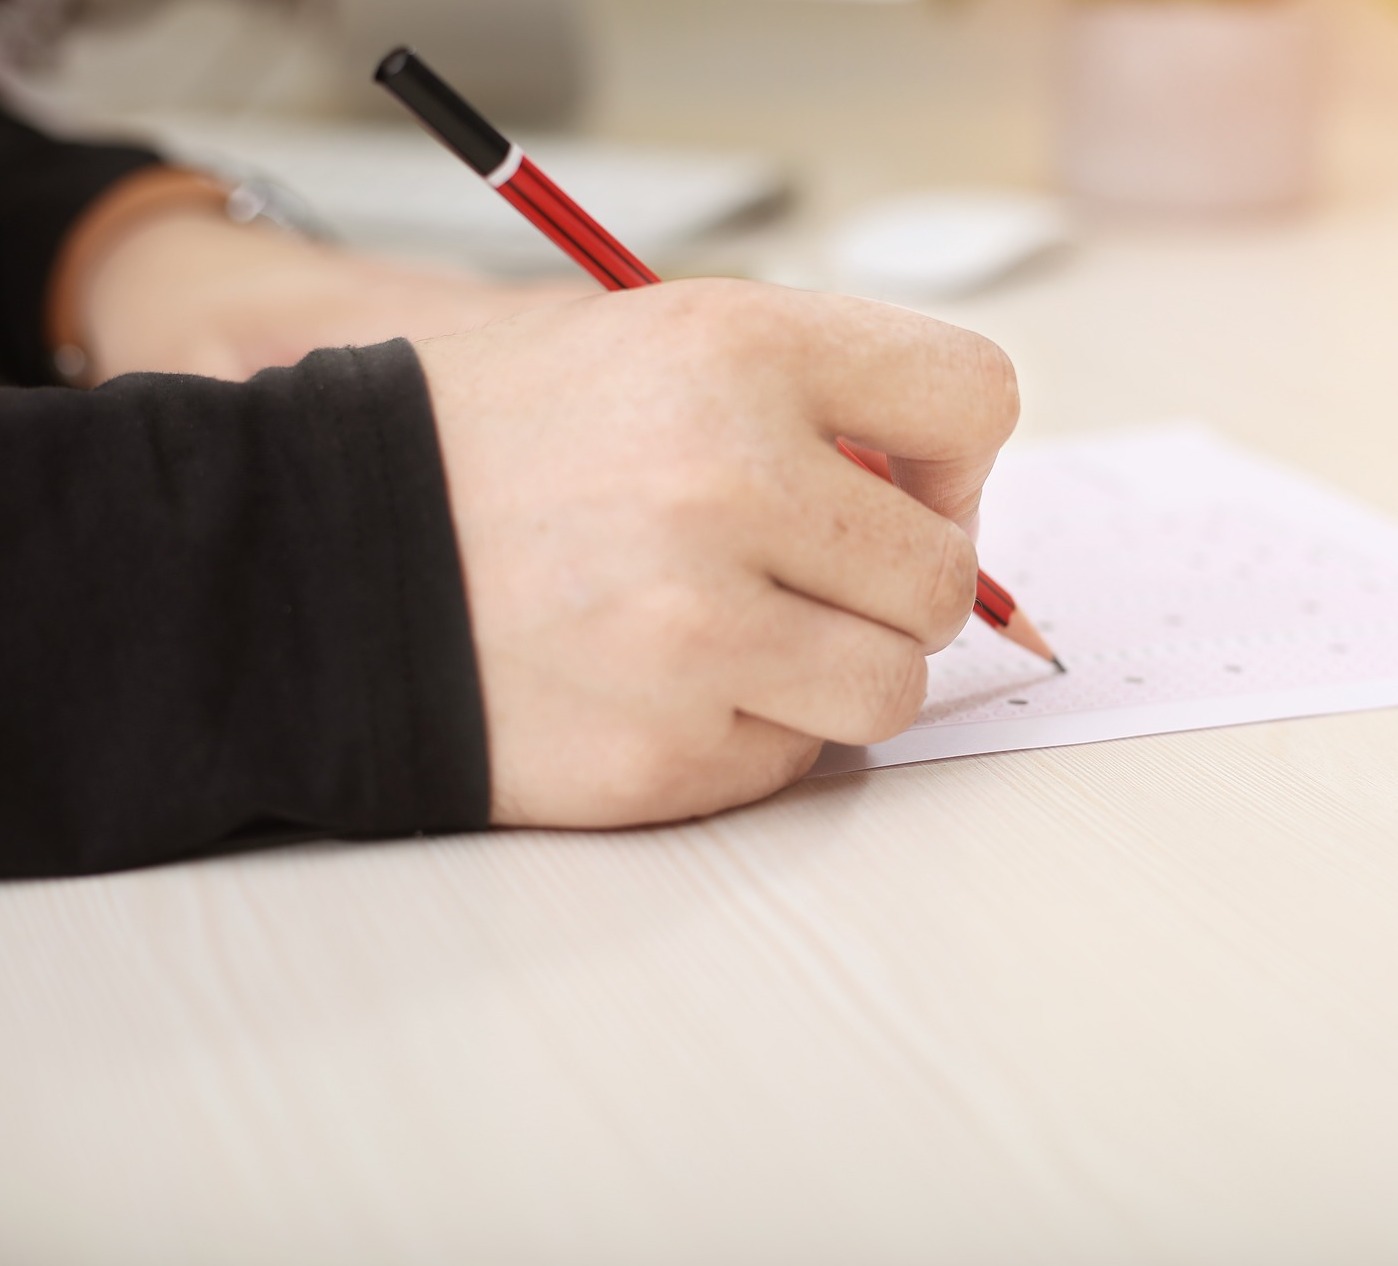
[790, 290, 1018, 531]
[778, 288, 1018, 456]
[523, 588, 922, 830]
[732, 586, 929, 747]
[490, 707, 823, 829]
[749, 443, 980, 653]
[669, 714, 826, 822]
[656, 281, 1019, 530]
[425, 279, 1015, 834]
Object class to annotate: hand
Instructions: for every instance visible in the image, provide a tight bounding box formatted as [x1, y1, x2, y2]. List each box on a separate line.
[416, 279, 1019, 829]
[80, 206, 588, 382]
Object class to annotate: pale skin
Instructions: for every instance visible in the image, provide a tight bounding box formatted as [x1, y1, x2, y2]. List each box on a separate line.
[81, 208, 588, 381]
[79, 203, 1020, 829]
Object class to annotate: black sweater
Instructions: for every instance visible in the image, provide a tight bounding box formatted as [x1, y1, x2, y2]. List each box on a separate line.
[0, 105, 490, 877]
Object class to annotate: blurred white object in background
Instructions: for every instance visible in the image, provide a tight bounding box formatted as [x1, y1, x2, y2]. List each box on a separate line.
[828, 189, 1070, 299]
[1061, 0, 1323, 215]
[141, 113, 789, 272]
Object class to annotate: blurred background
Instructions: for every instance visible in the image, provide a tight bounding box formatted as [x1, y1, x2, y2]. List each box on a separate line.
[5, 0, 1398, 498]
[9, 0, 1398, 224]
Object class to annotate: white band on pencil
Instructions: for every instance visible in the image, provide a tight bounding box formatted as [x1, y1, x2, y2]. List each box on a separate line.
[486, 143, 525, 189]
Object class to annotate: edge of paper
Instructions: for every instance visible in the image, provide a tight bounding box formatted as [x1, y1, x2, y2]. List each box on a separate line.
[810, 679, 1398, 777]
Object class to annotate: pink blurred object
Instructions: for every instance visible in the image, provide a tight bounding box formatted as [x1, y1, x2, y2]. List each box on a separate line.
[1061, 0, 1323, 214]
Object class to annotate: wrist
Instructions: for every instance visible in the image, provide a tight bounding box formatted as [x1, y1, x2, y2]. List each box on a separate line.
[45, 167, 234, 385]
[45, 167, 324, 385]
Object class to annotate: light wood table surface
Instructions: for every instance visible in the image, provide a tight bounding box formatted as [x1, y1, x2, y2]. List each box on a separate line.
[6, 72, 1398, 1266]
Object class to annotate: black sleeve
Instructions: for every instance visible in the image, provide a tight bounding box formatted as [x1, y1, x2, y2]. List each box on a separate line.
[0, 100, 164, 386]
[0, 339, 491, 878]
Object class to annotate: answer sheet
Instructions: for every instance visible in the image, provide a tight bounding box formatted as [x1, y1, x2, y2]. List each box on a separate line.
[812, 425, 1398, 776]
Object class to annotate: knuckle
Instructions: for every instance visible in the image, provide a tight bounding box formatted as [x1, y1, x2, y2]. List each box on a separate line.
[687, 457, 754, 514]
[603, 726, 689, 817]
[653, 278, 788, 363]
[917, 524, 980, 650]
[964, 333, 1021, 444]
[722, 732, 822, 807]
[781, 736, 825, 784]
[646, 459, 756, 547]
[863, 644, 929, 741]
[636, 581, 715, 661]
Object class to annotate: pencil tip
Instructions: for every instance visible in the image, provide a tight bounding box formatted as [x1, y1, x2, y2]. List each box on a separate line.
[1052, 657, 1068, 674]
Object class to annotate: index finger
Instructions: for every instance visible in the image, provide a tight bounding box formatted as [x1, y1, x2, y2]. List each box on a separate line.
[771, 289, 1020, 529]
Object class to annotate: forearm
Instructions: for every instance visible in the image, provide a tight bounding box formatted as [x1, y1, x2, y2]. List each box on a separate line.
[2, 101, 589, 386]
[76, 200, 336, 383]
[0, 340, 489, 878]
[0, 100, 340, 386]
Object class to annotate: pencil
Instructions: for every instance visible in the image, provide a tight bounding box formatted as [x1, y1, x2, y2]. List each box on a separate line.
[374, 47, 1063, 671]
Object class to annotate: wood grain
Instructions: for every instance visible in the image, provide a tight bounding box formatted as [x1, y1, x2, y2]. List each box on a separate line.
[5, 7, 1398, 1261]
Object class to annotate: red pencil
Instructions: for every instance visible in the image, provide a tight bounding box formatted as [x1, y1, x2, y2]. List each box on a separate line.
[375, 47, 1062, 671]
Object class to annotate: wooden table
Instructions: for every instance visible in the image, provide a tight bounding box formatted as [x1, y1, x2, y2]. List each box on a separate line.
[6, 37, 1398, 1266]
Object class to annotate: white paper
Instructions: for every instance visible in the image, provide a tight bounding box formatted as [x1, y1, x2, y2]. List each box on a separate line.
[812, 424, 1398, 776]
